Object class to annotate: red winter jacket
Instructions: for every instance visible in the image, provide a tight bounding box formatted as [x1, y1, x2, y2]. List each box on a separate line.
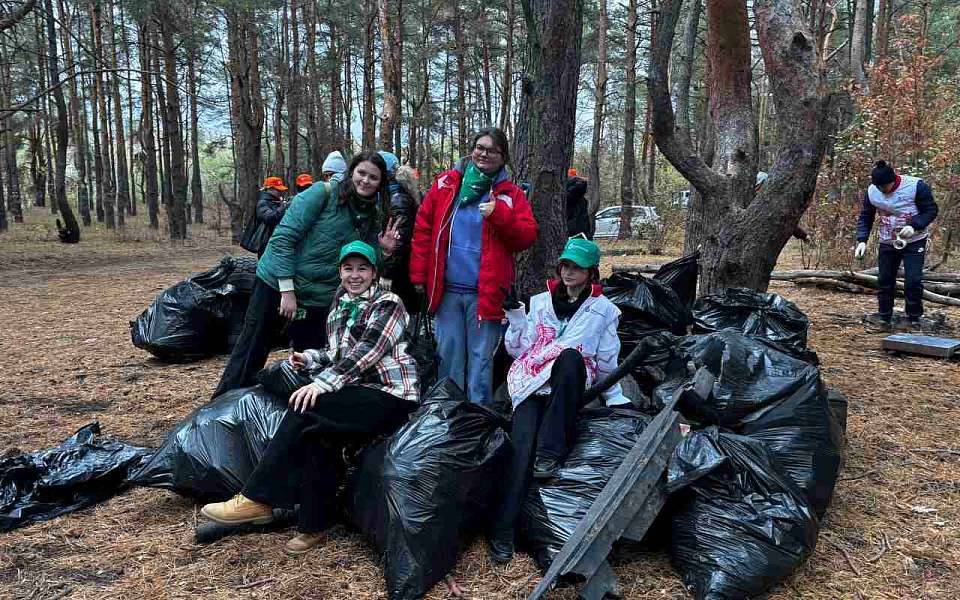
[409, 164, 538, 321]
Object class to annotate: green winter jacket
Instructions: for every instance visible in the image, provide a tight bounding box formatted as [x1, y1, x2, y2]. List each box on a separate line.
[256, 181, 382, 308]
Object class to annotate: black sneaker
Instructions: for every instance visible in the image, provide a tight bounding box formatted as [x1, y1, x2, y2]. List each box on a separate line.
[864, 313, 892, 328]
[533, 456, 561, 480]
[487, 534, 515, 564]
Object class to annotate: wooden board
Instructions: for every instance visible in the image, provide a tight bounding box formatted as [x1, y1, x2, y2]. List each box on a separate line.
[881, 333, 960, 358]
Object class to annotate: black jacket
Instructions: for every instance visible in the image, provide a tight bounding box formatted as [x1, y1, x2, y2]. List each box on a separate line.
[565, 176, 590, 238]
[384, 182, 420, 312]
[255, 189, 288, 256]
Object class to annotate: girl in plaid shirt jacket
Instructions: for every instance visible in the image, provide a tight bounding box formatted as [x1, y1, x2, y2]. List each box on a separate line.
[201, 241, 418, 555]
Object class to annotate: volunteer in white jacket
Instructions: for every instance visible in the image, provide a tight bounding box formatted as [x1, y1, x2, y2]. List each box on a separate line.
[487, 236, 631, 564]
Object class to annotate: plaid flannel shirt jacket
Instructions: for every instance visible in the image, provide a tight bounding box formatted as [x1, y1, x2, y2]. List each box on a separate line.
[304, 285, 419, 403]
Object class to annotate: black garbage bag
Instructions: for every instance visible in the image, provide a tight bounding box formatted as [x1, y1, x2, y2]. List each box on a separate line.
[130, 255, 259, 362]
[346, 379, 509, 600]
[519, 407, 651, 570]
[621, 331, 688, 407]
[691, 287, 810, 354]
[1, 422, 151, 532]
[256, 358, 314, 399]
[667, 428, 818, 600]
[128, 386, 287, 500]
[604, 271, 688, 336]
[678, 330, 845, 516]
[653, 252, 699, 309]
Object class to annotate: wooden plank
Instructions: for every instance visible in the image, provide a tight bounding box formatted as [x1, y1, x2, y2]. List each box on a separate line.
[881, 333, 960, 358]
[527, 399, 681, 600]
[577, 560, 621, 600]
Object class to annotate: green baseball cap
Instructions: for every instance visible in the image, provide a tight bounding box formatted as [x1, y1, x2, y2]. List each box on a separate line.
[559, 237, 601, 268]
[338, 240, 378, 267]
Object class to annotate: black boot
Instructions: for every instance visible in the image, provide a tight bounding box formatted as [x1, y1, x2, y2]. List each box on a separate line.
[532, 456, 561, 480]
[487, 530, 515, 565]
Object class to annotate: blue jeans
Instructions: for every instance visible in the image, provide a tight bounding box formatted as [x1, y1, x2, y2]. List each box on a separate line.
[878, 238, 926, 318]
[435, 291, 502, 406]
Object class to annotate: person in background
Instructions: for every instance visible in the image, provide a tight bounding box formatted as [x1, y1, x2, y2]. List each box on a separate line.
[487, 237, 631, 563]
[409, 126, 538, 406]
[212, 151, 403, 397]
[322, 151, 348, 183]
[201, 241, 417, 555]
[377, 150, 422, 312]
[253, 176, 290, 258]
[855, 160, 939, 326]
[565, 168, 590, 238]
[295, 173, 314, 194]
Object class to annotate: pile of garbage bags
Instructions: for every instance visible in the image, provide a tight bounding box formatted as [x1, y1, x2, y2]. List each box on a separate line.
[130, 255, 260, 362]
[692, 287, 811, 357]
[1, 422, 150, 532]
[347, 380, 509, 600]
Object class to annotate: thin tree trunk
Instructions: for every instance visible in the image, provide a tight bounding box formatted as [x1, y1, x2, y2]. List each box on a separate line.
[45, 0, 79, 240]
[59, 0, 90, 225]
[378, 0, 401, 151]
[188, 44, 203, 223]
[28, 117, 46, 212]
[0, 43, 22, 222]
[305, 0, 321, 172]
[361, 0, 376, 148]
[498, 0, 515, 133]
[876, 0, 889, 59]
[454, 11, 467, 155]
[159, 9, 187, 239]
[138, 19, 159, 229]
[618, 0, 638, 239]
[107, 0, 131, 225]
[91, 0, 115, 228]
[850, 0, 869, 90]
[152, 26, 172, 220]
[120, 0, 137, 216]
[674, 0, 702, 135]
[587, 0, 608, 234]
[288, 0, 300, 183]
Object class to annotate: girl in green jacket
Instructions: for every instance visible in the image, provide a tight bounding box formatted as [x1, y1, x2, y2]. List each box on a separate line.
[212, 151, 404, 397]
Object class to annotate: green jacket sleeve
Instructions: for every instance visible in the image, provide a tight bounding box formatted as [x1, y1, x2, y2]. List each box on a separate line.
[267, 183, 329, 278]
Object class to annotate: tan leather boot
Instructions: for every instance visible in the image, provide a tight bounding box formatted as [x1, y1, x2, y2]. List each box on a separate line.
[285, 532, 325, 555]
[200, 494, 273, 525]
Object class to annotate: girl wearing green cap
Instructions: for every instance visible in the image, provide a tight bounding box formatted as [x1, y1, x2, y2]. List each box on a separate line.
[201, 240, 418, 555]
[487, 236, 631, 564]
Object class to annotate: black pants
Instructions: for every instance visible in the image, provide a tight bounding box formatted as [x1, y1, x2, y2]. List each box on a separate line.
[242, 385, 413, 532]
[213, 279, 328, 398]
[491, 348, 587, 539]
[878, 238, 926, 319]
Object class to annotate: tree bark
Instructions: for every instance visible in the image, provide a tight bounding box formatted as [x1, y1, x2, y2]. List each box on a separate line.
[361, 0, 376, 149]
[850, 0, 869, 90]
[673, 0, 702, 135]
[28, 117, 45, 212]
[58, 0, 90, 225]
[159, 9, 187, 239]
[226, 5, 264, 243]
[188, 43, 203, 223]
[287, 0, 300, 183]
[91, 0, 116, 228]
[138, 19, 159, 229]
[45, 0, 78, 241]
[454, 11, 468, 156]
[514, 0, 583, 298]
[587, 0, 608, 234]
[0, 43, 22, 223]
[618, 0, 638, 239]
[107, 0, 131, 225]
[378, 0, 401, 151]
[651, 0, 847, 293]
[498, 0, 515, 134]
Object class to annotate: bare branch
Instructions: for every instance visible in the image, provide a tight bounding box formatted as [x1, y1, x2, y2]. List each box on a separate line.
[0, 0, 36, 32]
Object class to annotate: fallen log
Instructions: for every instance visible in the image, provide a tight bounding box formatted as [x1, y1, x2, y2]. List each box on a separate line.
[792, 277, 876, 294]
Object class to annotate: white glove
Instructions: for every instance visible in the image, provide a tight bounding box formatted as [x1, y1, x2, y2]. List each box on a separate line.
[899, 225, 915, 238]
[854, 242, 867, 259]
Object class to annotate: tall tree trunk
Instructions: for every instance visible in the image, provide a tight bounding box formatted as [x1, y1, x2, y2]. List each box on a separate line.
[498, 0, 515, 134]
[59, 0, 90, 225]
[378, 0, 401, 151]
[850, 0, 869, 90]
[674, 0, 702, 135]
[288, 0, 300, 183]
[304, 0, 321, 172]
[0, 45, 22, 223]
[159, 10, 187, 239]
[618, 0, 638, 239]
[188, 45, 203, 223]
[28, 117, 46, 212]
[152, 26, 172, 219]
[45, 0, 79, 240]
[454, 12, 467, 156]
[342, 27, 353, 152]
[0, 154, 5, 231]
[91, 0, 115, 228]
[875, 0, 889, 60]
[120, 0, 137, 216]
[587, 0, 608, 234]
[514, 0, 583, 298]
[651, 0, 847, 292]
[361, 0, 376, 148]
[107, 0, 131, 225]
[226, 5, 265, 242]
[87, 70, 104, 222]
[138, 19, 159, 229]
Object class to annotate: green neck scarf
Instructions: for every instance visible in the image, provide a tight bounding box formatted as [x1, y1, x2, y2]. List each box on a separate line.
[457, 162, 495, 206]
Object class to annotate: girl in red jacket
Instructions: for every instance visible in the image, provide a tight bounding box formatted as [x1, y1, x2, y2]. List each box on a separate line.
[409, 127, 537, 405]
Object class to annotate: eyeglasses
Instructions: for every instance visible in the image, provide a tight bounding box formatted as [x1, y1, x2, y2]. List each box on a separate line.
[473, 144, 502, 157]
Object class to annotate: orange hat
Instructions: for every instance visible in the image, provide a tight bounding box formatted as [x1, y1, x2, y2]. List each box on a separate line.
[295, 173, 314, 187]
[263, 176, 288, 191]
[568, 168, 578, 177]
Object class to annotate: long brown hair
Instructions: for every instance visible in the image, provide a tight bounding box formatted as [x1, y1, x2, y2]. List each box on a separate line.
[337, 151, 389, 204]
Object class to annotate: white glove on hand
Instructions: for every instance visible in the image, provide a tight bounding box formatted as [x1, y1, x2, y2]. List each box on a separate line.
[899, 225, 916, 238]
[854, 242, 867, 259]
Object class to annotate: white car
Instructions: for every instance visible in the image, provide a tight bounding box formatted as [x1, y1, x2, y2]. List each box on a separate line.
[593, 205, 661, 239]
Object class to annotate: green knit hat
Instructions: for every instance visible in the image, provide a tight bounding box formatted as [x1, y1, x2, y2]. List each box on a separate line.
[558, 237, 601, 268]
[338, 240, 378, 267]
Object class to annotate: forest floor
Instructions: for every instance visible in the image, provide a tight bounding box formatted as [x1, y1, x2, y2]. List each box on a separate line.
[1, 209, 959, 599]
